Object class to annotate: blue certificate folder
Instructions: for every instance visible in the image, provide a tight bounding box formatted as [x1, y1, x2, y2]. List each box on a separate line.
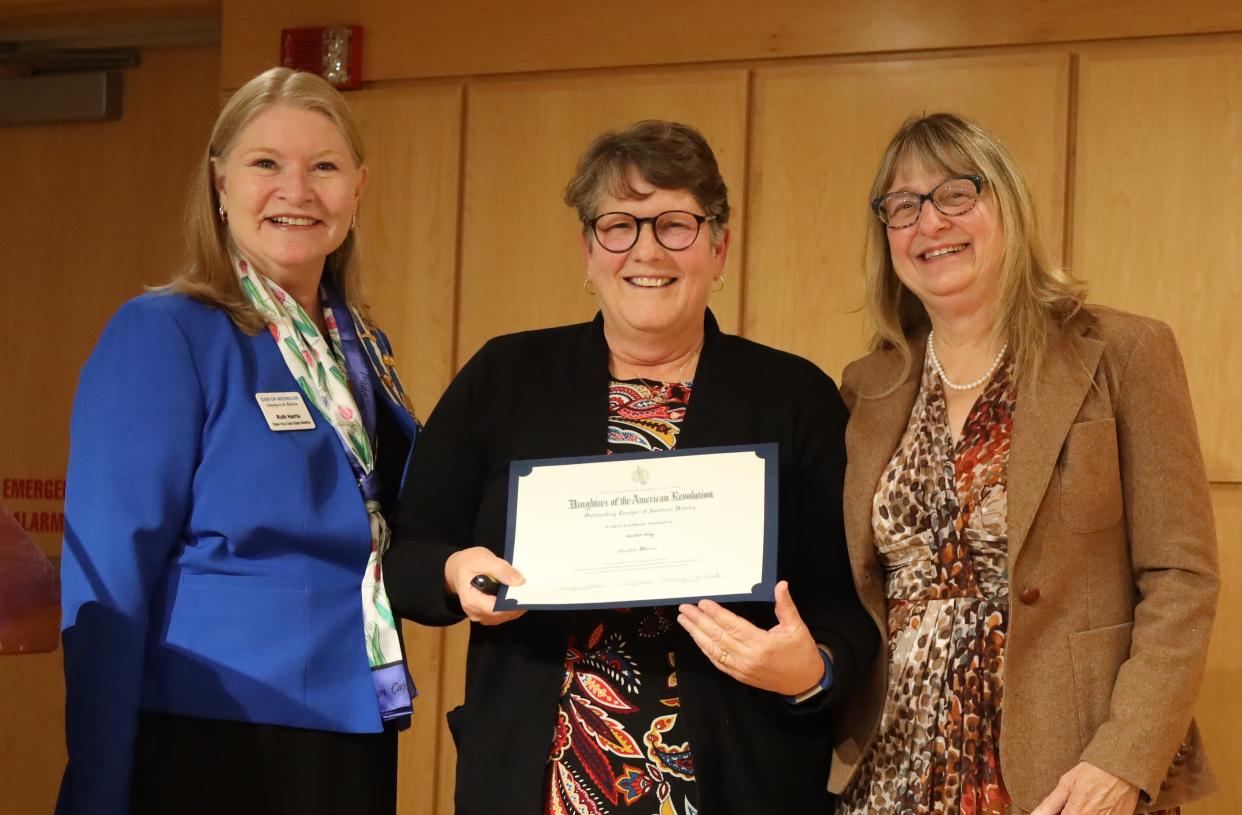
[493, 443, 779, 611]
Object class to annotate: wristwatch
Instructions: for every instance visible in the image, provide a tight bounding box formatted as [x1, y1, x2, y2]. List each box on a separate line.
[785, 645, 834, 705]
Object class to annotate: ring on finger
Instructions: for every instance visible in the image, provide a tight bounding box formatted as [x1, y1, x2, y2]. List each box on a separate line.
[718, 648, 729, 663]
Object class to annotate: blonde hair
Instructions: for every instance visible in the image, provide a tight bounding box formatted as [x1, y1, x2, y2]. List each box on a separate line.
[863, 113, 1086, 384]
[166, 67, 368, 333]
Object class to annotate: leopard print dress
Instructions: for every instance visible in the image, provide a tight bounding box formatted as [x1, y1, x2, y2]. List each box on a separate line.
[838, 353, 1177, 815]
[838, 350, 1014, 814]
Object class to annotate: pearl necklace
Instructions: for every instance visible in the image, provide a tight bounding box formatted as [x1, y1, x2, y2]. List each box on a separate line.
[927, 330, 1008, 391]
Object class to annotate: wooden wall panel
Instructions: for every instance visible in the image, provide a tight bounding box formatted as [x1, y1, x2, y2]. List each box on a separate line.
[747, 54, 1070, 380]
[456, 70, 749, 364]
[0, 0, 214, 30]
[1186, 484, 1241, 815]
[217, 0, 1242, 88]
[0, 44, 220, 814]
[348, 83, 463, 815]
[350, 85, 461, 433]
[1075, 40, 1242, 483]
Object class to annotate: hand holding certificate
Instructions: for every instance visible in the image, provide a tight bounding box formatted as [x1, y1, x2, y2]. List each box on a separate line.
[494, 444, 777, 611]
[444, 546, 527, 625]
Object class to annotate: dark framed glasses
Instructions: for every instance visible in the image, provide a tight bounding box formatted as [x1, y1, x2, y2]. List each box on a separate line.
[871, 175, 984, 229]
[587, 210, 717, 253]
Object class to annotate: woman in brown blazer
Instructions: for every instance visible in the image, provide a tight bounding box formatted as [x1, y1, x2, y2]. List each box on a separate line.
[831, 113, 1218, 815]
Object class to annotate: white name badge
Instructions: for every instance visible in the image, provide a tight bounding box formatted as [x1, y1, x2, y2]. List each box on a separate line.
[255, 392, 316, 431]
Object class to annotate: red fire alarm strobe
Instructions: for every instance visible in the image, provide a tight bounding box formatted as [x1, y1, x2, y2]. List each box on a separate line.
[281, 26, 364, 90]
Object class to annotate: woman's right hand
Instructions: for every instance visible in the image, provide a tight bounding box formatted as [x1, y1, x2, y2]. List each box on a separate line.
[444, 546, 527, 625]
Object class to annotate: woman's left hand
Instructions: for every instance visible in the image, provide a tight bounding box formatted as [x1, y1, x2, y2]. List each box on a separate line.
[677, 580, 825, 696]
[1030, 761, 1140, 815]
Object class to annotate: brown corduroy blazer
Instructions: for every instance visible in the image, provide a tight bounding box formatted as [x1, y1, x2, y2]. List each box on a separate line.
[829, 305, 1219, 813]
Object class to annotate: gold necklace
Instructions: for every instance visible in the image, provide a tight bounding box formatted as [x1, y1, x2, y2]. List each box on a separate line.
[630, 339, 704, 401]
[671, 339, 704, 382]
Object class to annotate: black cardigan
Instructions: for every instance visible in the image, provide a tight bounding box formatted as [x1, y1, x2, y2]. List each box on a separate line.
[386, 312, 876, 814]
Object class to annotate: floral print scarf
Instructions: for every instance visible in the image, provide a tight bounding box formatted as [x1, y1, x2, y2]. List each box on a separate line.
[235, 255, 412, 721]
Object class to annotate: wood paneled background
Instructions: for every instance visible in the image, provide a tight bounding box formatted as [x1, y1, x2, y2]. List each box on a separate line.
[1, 2, 1238, 813]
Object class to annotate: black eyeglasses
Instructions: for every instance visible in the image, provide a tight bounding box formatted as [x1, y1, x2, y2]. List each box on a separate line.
[587, 210, 717, 253]
[871, 175, 984, 229]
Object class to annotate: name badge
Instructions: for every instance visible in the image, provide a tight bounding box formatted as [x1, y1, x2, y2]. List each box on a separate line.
[255, 392, 316, 431]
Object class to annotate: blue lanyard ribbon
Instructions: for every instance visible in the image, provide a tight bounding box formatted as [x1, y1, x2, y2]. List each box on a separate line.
[324, 285, 381, 502]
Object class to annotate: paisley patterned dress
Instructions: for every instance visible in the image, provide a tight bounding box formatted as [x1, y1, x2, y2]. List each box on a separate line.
[544, 379, 699, 815]
[839, 353, 1178, 815]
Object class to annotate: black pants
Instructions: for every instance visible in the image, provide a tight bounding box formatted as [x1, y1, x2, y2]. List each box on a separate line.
[132, 712, 398, 815]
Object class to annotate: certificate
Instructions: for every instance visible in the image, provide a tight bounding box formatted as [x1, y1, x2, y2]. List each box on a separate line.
[494, 443, 777, 610]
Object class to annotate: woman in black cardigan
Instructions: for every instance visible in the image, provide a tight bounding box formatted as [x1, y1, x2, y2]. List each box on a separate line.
[386, 120, 875, 814]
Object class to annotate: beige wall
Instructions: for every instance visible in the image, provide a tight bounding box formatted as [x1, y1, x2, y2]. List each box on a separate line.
[0, 43, 221, 811]
[2, 2, 1238, 813]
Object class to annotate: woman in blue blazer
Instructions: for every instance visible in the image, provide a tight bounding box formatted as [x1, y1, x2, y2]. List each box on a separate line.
[58, 68, 418, 815]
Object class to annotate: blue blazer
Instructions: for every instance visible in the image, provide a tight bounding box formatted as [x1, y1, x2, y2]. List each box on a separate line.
[58, 292, 417, 813]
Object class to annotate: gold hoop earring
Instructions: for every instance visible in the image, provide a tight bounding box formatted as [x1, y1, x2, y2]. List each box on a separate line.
[351, 213, 357, 231]
[711, 276, 725, 293]
[583, 278, 597, 295]
[218, 205, 227, 223]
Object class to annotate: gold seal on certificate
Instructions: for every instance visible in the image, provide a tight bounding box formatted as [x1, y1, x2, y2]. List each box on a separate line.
[494, 444, 778, 610]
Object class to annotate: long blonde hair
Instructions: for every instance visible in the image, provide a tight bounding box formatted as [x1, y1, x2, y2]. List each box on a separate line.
[863, 113, 1086, 384]
[167, 67, 369, 333]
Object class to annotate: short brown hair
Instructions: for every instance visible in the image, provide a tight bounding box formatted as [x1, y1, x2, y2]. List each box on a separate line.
[564, 120, 730, 244]
[166, 67, 369, 333]
[863, 112, 1086, 385]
